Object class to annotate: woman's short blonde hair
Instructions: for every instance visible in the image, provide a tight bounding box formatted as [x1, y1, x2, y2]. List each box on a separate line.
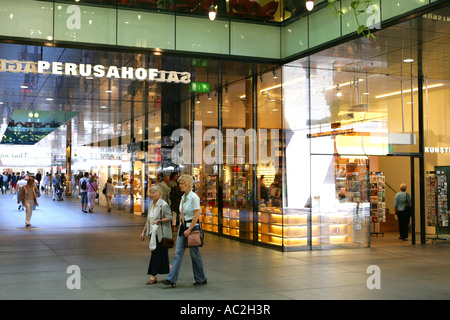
[149, 185, 162, 196]
[400, 183, 407, 191]
[178, 174, 194, 189]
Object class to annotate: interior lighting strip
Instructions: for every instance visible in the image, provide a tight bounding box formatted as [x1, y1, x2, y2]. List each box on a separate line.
[375, 83, 444, 99]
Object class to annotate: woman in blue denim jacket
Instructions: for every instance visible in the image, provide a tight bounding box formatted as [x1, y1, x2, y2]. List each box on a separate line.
[162, 174, 207, 287]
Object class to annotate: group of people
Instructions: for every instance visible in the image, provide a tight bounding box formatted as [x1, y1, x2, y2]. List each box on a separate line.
[78, 172, 116, 213]
[1, 171, 51, 195]
[140, 173, 207, 288]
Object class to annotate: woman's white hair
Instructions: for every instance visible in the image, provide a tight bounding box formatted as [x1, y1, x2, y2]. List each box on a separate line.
[178, 174, 194, 189]
[149, 185, 162, 195]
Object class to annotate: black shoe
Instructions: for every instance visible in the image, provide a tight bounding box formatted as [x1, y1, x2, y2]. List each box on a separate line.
[194, 280, 207, 286]
[162, 280, 176, 288]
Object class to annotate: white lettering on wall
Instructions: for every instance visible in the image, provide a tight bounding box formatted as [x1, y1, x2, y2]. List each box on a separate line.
[66, 5, 81, 30]
[1, 59, 191, 84]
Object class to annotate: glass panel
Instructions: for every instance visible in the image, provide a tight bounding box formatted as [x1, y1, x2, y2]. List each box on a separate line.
[311, 154, 370, 249]
[341, 0, 381, 36]
[382, 0, 429, 21]
[118, 10, 175, 50]
[230, 22, 280, 59]
[282, 60, 310, 250]
[308, 6, 341, 48]
[54, 3, 116, 45]
[222, 78, 254, 241]
[0, 0, 53, 40]
[257, 68, 283, 247]
[281, 16, 308, 58]
[176, 16, 229, 54]
[191, 61, 220, 234]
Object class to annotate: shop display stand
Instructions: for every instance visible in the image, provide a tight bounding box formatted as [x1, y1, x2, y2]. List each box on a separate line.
[369, 172, 385, 237]
[426, 171, 448, 243]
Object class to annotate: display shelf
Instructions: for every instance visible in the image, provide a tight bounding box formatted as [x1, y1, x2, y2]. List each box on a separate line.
[200, 205, 219, 233]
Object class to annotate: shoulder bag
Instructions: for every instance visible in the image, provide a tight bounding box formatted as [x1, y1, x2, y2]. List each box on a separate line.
[182, 202, 204, 248]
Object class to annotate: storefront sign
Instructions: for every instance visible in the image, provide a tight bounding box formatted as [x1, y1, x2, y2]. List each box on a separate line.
[191, 82, 210, 93]
[0, 59, 191, 84]
[425, 147, 450, 154]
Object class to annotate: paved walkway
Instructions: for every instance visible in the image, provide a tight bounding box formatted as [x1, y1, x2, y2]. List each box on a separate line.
[0, 192, 449, 301]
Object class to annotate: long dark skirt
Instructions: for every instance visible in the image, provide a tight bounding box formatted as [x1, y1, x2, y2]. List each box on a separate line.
[147, 236, 170, 276]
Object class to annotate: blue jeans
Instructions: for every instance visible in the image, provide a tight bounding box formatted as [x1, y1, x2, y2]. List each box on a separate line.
[166, 225, 207, 284]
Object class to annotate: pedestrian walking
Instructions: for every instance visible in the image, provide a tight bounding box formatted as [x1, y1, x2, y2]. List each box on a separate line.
[87, 175, 98, 213]
[140, 185, 173, 285]
[17, 177, 39, 227]
[79, 172, 89, 213]
[162, 174, 207, 287]
[104, 177, 116, 212]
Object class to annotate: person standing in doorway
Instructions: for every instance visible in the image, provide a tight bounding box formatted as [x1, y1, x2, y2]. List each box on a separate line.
[394, 183, 412, 241]
[162, 174, 207, 287]
[79, 172, 89, 213]
[17, 177, 39, 227]
[87, 175, 98, 213]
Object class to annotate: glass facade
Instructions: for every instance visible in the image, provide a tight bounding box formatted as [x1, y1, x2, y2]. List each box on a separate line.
[0, 2, 449, 251]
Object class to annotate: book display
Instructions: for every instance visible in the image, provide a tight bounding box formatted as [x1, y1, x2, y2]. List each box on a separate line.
[426, 171, 449, 242]
[369, 172, 386, 223]
[369, 172, 385, 236]
[200, 174, 219, 233]
[221, 165, 253, 239]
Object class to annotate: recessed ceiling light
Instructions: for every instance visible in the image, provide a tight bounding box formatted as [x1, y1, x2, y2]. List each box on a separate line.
[100, 106, 108, 109]
[20, 85, 28, 89]
[403, 58, 414, 63]
[46, 98, 53, 101]
[206, 111, 213, 113]
[105, 90, 112, 93]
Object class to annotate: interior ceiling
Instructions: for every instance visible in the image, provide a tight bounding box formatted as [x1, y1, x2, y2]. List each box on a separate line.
[0, 4, 449, 156]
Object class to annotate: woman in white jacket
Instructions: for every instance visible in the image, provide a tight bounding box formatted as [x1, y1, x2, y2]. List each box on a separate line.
[104, 177, 116, 213]
[139, 185, 172, 285]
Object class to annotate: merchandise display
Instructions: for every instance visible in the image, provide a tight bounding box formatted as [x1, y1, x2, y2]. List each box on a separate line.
[426, 171, 449, 228]
[369, 172, 386, 223]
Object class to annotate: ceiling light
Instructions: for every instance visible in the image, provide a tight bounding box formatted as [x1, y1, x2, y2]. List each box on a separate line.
[20, 85, 28, 89]
[272, 70, 278, 79]
[375, 83, 444, 99]
[105, 90, 112, 93]
[336, 85, 342, 97]
[306, 0, 314, 11]
[46, 98, 53, 101]
[403, 58, 414, 63]
[206, 111, 213, 114]
[100, 106, 107, 109]
[209, 5, 216, 21]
